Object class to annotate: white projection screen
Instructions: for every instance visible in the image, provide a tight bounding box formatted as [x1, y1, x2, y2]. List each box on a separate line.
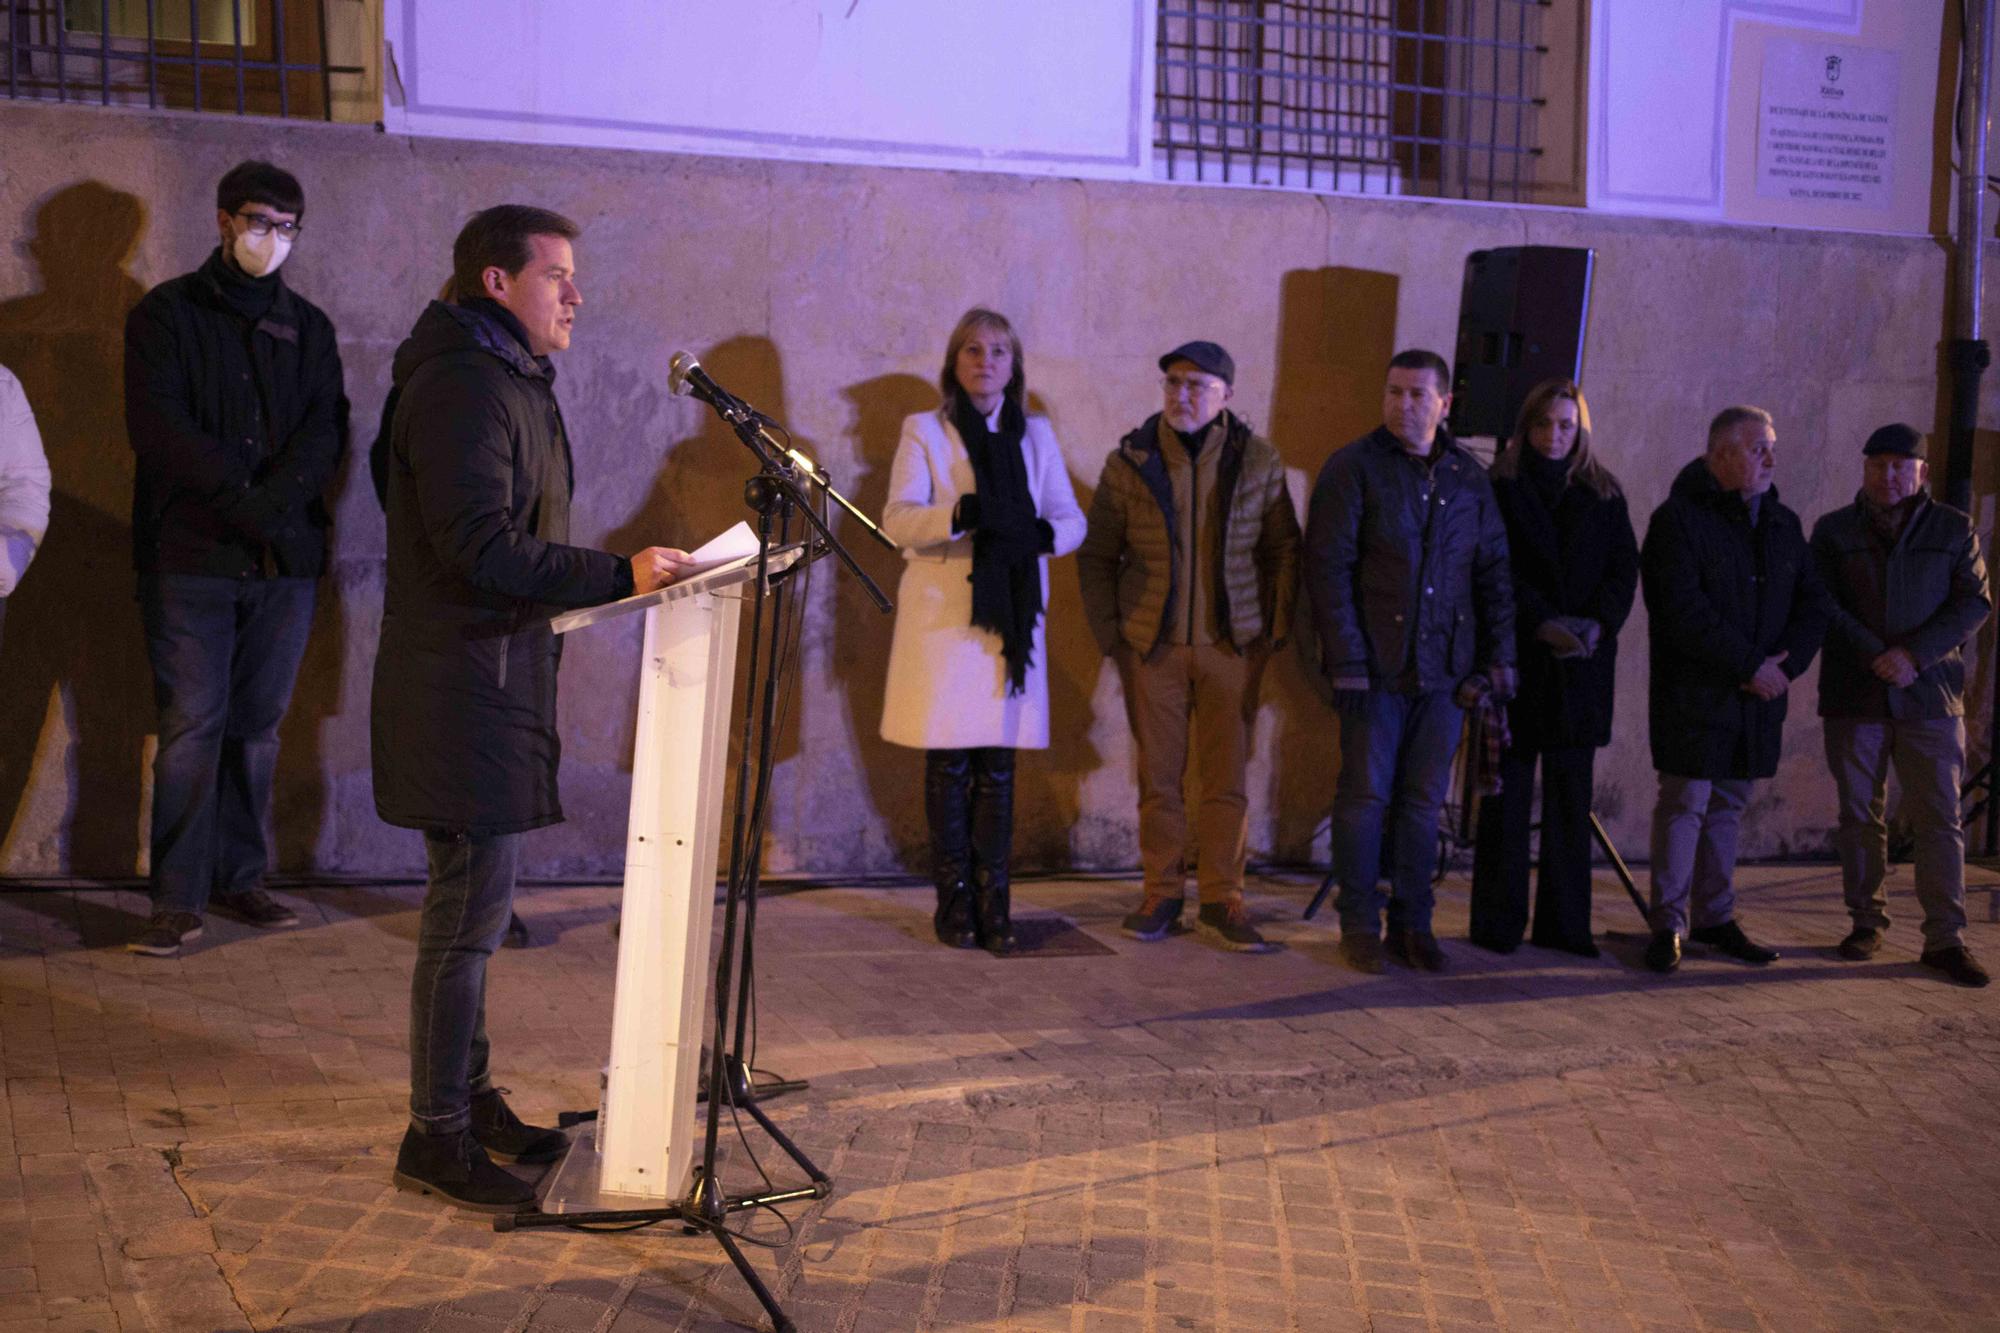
[383, 0, 1155, 179]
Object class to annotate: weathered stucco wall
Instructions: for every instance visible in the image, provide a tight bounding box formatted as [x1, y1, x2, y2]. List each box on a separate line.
[2, 101, 1996, 879]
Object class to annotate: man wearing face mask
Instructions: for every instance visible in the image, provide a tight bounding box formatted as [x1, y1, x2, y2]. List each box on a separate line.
[1639, 406, 1827, 974]
[1810, 424, 1991, 986]
[123, 160, 346, 957]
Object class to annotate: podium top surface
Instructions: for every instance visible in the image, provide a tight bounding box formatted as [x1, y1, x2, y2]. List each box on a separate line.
[550, 545, 803, 635]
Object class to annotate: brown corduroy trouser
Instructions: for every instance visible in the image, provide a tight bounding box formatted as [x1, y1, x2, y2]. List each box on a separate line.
[1119, 641, 1267, 904]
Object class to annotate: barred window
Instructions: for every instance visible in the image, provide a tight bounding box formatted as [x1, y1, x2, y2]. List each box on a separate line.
[1155, 0, 1550, 201]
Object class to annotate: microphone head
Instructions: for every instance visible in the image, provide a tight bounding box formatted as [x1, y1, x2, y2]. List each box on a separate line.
[667, 350, 700, 398]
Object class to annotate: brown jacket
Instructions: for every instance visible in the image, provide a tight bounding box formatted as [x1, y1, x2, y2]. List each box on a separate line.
[1077, 410, 1301, 656]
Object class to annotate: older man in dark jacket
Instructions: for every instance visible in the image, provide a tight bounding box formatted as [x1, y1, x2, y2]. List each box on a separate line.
[373, 205, 688, 1212]
[1811, 424, 1991, 986]
[1306, 349, 1514, 974]
[1640, 405, 1827, 974]
[1078, 340, 1301, 954]
[123, 160, 346, 957]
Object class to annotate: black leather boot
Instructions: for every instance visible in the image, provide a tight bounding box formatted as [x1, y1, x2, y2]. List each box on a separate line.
[925, 750, 978, 948]
[970, 748, 1018, 955]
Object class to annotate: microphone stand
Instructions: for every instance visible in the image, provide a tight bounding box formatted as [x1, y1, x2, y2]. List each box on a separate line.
[505, 388, 892, 1333]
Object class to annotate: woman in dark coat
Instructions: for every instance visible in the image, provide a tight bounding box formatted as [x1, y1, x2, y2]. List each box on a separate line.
[1470, 380, 1638, 956]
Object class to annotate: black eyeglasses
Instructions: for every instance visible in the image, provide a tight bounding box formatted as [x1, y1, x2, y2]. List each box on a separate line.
[235, 211, 303, 238]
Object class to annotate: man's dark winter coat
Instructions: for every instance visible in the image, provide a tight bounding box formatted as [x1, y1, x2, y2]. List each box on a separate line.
[1810, 493, 1990, 720]
[1640, 458, 1828, 780]
[1490, 468, 1638, 751]
[124, 249, 346, 577]
[1304, 425, 1515, 692]
[370, 300, 632, 836]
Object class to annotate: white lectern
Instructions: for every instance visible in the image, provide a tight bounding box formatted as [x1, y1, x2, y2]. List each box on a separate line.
[533, 548, 796, 1212]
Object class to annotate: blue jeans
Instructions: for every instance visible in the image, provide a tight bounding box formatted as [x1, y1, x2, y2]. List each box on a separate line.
[140, 573, 315, 914]
[1330, 689, 1464, 935]
[408, 831, 519, 1134]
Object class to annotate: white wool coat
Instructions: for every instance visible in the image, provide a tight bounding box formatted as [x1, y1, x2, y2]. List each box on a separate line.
[0, 367, 50, 598]
[879, 408, 1086, 750]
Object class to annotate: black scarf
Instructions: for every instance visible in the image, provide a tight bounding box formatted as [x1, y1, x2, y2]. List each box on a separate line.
[951, 396, 1042, 695]
[1520, 446, 1569, 513]
[202, 247, 281, 320]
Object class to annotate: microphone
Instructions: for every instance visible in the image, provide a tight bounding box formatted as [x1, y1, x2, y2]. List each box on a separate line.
[667, 350, 748, 422]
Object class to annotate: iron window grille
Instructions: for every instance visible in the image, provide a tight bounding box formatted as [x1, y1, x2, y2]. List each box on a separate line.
[3, 0, 357, 120]
[1156, 0, 1550, 201]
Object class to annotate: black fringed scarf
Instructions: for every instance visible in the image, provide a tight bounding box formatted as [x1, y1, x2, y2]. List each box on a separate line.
[951, 396, 1043, 695]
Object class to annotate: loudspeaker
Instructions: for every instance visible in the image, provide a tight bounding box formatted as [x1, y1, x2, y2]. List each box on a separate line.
[1448, 246, 1594, 441]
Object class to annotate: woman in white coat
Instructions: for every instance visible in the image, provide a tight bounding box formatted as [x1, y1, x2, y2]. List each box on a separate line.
[880, 308, 1086, 954]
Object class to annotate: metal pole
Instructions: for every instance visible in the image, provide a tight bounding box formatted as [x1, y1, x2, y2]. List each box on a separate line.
[1946, 0, 1992, 515]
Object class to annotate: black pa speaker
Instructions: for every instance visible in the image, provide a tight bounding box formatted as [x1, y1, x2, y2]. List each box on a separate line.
[1448, 246, 1594, 440]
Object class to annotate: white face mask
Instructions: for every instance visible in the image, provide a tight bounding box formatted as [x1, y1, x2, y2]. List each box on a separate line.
[232, 227, 292, 278]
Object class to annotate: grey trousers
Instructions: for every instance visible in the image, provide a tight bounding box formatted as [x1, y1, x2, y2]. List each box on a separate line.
[1824, 716, 1968, 950]
[1648, 773, 1754, 937]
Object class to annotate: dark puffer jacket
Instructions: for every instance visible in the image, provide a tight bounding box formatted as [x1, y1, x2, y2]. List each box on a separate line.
[1640, 458, 1827, 780]
[1075, 410, 1300, 656]
[1490, 467, 1638, 750]
[124, 249, 346, 578]
[370, 300, 633, 836]
[1810, 493, 1990, 720]
[1303, 425, 1514, 692]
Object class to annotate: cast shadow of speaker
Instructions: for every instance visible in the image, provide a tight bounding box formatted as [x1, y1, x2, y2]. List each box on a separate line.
[600, 336, 808, 861]
[1265, 265, 1401, 867]
[0, 182, 153, 877]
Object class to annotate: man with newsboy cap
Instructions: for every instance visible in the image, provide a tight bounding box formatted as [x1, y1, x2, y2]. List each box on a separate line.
[1810, 423, 1992, 986]
[1078, 341, 1301, 953]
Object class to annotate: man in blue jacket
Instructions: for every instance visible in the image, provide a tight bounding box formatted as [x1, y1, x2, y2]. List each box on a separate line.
[1639, 406, 1827, 974]
[1811, 424, 1991, 987]
[1306, 349, 1515, 974]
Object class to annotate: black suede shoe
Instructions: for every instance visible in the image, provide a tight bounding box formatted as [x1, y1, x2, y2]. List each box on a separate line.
[1920, 946, 1992, 988]
[1121, 894, 1186, 941]
[470, 1089, 568, 1165]
[1340, 929, 1385, 974]
[1837, 926, 1884, 960]
[211, 888, 298, 929]
[1644, 930, 1681, 974]
[1195, 899, 1274, 953]
[393, 1127, 537, 1213]
[1387, 925, 1447, 972]
[1690, 920, 1779, 964]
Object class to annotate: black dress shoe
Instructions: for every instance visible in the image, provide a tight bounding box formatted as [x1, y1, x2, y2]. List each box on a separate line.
[1837, 926, 1884, 960]
[1387, 925, 1447, 972]
[470, 1089, 569, 1164]
[1468, 933, 1521, 955]
[393, 1128, 537, 1213]
[1534, 935, 1601, 959]
[1644, 930, 1681, 974]
[1690, 920, 1779, 964]
[1919, 946, 1992, 988]
[1340, 930, 1385, 974]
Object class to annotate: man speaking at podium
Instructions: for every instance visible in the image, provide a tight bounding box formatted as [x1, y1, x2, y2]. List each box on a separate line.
[372, 205, 691, 1212]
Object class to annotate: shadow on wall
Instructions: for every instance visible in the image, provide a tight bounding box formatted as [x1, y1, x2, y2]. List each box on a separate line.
[1267, 265, 1401, 865]
[0, 182, 153, 876]
[830, 372, 936, 871]
[601, 336, 805, 855]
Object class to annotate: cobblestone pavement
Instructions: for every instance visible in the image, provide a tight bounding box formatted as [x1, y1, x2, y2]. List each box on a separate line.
[3, 866, 1999, 1332]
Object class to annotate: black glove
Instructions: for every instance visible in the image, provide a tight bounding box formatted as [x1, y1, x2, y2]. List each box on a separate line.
[952, 493, 982, 533]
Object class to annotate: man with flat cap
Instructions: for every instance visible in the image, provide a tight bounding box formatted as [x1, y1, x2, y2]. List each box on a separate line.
[1078, 341, 1301, 952]
[1810, 424, 1991, 986]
